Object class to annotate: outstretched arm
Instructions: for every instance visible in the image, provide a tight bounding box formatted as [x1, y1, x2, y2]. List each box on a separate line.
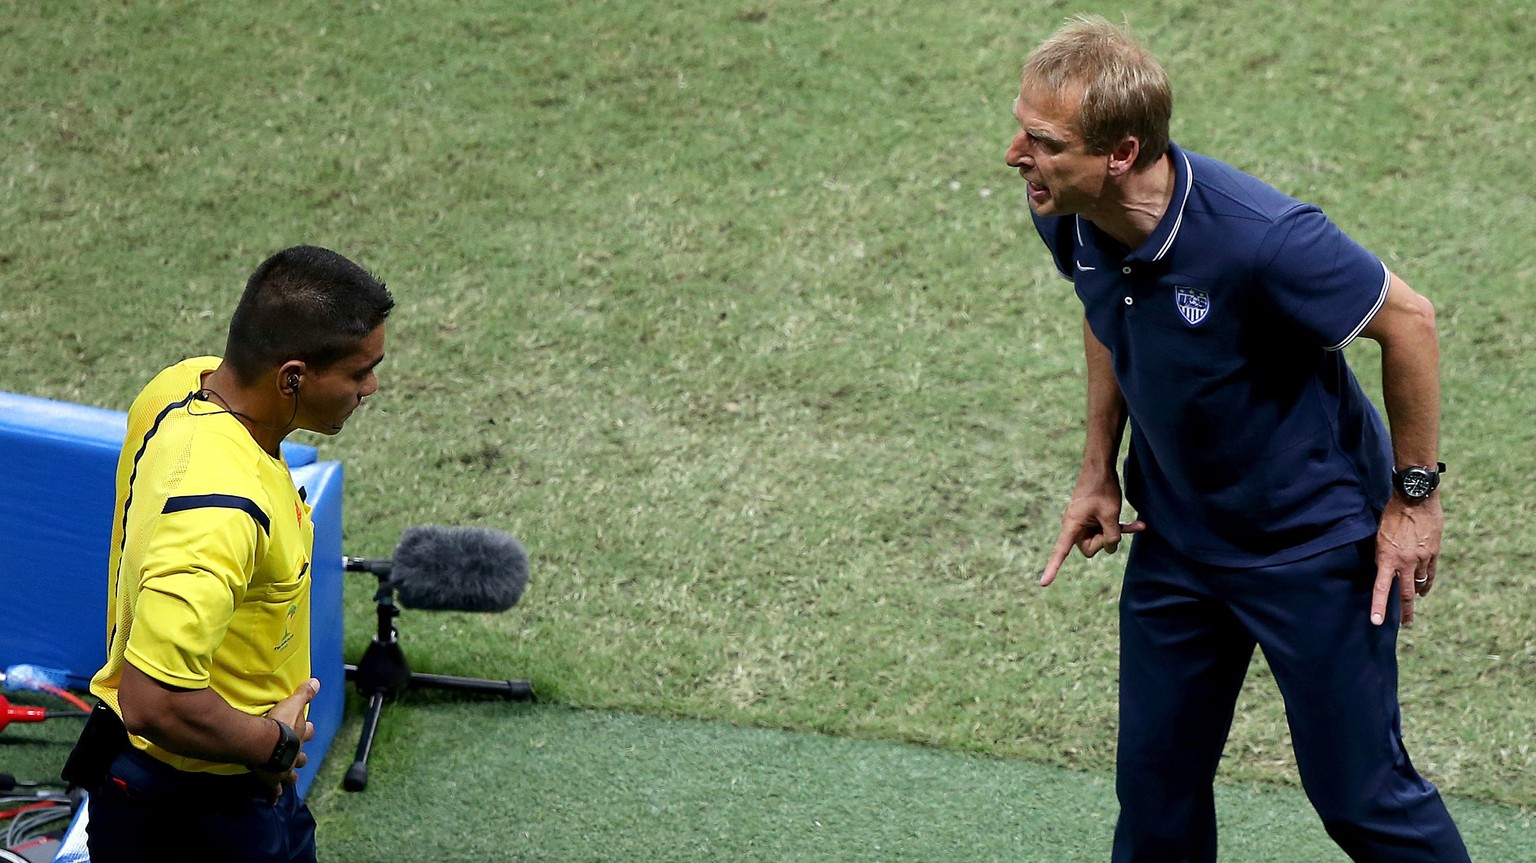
[1042, 319, 1145, 586]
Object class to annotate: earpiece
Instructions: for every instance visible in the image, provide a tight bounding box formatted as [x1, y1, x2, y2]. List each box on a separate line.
[287, 374, 301, 391]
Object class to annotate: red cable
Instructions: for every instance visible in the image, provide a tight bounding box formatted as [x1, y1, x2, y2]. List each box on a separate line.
[0, 802, 56, 820]
[39, 684, 92, 713]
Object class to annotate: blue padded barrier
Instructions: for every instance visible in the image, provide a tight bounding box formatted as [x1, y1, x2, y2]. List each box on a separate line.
[289, 459, 343, 796]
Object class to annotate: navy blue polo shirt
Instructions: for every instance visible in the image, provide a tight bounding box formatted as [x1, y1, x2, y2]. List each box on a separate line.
[1034, 143, 1393, 567]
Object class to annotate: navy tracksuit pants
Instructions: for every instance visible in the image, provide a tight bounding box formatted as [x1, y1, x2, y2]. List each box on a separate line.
[1112, 532, 1471, 862]
[86, 747, 318, 863]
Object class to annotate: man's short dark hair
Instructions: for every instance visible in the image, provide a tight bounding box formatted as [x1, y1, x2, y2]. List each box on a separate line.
[224, 246, 395, 383]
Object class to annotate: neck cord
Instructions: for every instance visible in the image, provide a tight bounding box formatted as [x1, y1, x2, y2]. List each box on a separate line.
[195, 387, 299, 433]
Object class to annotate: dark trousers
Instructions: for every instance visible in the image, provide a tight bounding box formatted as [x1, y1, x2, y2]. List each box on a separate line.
[1111, 533, 1470, 863]
[86, 747, 317, 863]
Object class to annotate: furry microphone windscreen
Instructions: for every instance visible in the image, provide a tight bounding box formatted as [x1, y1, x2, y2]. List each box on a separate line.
[390, 525, 529, 612]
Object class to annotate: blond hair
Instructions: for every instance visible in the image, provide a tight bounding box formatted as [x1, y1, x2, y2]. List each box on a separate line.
[1021, 15, 1171, 170]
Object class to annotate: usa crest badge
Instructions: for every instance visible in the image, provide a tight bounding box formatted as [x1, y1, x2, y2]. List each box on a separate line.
[1174, 287, 1210, 327]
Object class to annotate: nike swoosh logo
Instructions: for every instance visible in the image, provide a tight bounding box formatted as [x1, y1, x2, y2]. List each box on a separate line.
[1075, 261, 1096, 271]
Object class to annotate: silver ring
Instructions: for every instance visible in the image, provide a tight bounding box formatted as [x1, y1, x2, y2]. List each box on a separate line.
[1414, 576, 1429, 584]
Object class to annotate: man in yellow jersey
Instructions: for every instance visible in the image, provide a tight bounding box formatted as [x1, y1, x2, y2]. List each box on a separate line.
[82, 246, 393, 862]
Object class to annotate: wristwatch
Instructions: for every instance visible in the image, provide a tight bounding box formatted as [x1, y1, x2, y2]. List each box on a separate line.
[256, 719, 300, 773]
[1392, 462, 1446, 502]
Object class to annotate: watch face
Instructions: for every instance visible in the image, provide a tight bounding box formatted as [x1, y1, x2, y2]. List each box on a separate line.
[277, 736, 300, 769]
[266, 721, 301, 771]
[1399, 468, 1435, 499]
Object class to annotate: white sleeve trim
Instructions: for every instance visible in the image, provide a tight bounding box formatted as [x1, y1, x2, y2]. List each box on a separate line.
[1325, 262, 1390, 352]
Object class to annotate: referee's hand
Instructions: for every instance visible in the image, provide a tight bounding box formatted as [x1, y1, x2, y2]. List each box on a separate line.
[255, 678, 320, 800]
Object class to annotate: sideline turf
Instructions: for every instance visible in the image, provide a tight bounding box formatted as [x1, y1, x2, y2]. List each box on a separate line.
[307, 701, 1534, 862]
[4, 701, 1531, 860]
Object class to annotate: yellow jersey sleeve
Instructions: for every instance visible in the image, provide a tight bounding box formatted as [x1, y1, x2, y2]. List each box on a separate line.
[124, 500, 268, 689]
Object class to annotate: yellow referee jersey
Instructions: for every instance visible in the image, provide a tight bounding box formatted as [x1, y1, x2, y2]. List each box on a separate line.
[89, 357, 313, 774]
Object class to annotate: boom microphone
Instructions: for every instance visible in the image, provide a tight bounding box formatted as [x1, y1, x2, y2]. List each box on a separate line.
[343, 556, 394, 578]
[388, 525, 529, 612]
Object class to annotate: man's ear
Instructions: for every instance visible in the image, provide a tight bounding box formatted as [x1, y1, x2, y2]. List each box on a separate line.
[277, 361, 305, 397]
[1107, 136, 1141, 177]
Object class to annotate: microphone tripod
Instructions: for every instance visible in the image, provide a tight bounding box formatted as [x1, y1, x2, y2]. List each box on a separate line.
[341, 558, 535, 792]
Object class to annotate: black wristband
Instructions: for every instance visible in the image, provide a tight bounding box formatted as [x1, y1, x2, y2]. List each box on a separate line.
[256, 718, 300, 773]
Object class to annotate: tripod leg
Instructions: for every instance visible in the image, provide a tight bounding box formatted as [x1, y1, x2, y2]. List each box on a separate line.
[407, 671, 535, 700]
[344, 690, 387, 792]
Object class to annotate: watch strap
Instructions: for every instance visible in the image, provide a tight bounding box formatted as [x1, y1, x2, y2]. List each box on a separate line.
[1393, 461, 1447, 473]
[256, 718, 300, 773]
